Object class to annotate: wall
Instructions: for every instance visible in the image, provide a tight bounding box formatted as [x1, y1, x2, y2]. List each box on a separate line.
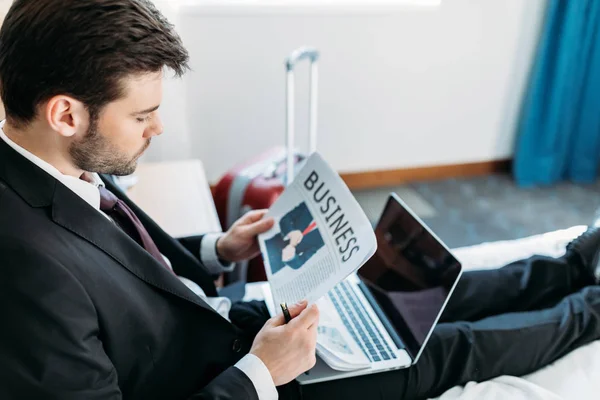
[144, 0, 547, 183]
[0, 0, 11, 120]
[0, 0, 546, 183]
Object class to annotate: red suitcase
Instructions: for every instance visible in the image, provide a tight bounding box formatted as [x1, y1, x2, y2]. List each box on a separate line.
[214, 47, 319, 283]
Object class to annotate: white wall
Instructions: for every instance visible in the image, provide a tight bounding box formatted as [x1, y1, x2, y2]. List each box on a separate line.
[0, 0, 12, 119]
[146, 0, 549, 183]
[0, 1, 9, 16]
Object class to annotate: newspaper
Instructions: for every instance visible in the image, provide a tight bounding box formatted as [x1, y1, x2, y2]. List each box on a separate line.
[258, 152, 377, 371]
[258, 152, 377, 307]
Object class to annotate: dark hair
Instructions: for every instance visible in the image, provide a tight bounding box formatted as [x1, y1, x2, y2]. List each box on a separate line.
[0, 0, 189, 126]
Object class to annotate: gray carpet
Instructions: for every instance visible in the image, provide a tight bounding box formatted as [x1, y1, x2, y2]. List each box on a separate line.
[352, 174, 600, 249]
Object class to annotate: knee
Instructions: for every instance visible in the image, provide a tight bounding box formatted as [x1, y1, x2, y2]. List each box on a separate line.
[229, 300, 270, 337]
[580, 285, 600, 299]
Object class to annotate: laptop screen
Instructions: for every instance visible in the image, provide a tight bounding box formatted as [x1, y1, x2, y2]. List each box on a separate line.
[357, 193, 462, 362]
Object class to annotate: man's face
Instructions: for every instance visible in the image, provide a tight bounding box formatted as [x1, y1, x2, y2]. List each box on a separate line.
[69, 71, 164, 176]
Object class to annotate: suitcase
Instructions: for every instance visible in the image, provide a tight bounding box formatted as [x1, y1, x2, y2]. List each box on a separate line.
[213, 46, 320, 283]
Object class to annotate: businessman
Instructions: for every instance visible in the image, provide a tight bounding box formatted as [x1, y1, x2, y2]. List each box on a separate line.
[2, 1, 600, 399]
[265, 202, 325, 274]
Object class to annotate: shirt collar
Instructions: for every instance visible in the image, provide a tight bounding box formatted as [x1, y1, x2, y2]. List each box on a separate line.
[0, 119, 104, 211]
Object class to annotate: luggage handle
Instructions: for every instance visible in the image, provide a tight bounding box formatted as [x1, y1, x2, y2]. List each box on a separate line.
[285, 46, 319, 186]
[286, 47, 320, 70]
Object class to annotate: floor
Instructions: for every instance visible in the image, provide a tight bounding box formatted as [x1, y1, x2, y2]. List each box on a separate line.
[352, 174, 600, 249]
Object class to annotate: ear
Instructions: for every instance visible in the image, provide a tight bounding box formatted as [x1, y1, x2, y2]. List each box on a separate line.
[44, 95, 88, 138]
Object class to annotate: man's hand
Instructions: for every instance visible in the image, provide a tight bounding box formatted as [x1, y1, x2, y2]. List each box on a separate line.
[216, 210, 275, 263]
[282, 244, 296, 262]
[250, 301, 319, 386]
[284, 230, 304, 247]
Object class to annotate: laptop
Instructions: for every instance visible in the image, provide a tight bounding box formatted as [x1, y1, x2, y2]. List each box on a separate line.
[296, 192, 463, 384]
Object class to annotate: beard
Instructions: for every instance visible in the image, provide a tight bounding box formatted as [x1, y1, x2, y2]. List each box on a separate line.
[69, 116, 151, 176]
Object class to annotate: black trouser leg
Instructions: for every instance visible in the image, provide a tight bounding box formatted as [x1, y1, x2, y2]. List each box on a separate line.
[441, 255, 587, 322]
[231, 256, 586, 330]
[296, 285, 600, 400]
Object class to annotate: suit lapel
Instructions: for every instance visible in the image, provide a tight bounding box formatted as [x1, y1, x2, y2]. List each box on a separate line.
[101, 175, 219, 297]
[0, 138, 216, 313]
[51, 182, 217, 313]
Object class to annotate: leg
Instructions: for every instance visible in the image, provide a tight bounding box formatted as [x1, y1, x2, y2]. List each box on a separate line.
[288, 285, 600, 400]
[229, 300, 271, 338]
[441, 254, 588, 322]
[231, 255, 586, 329]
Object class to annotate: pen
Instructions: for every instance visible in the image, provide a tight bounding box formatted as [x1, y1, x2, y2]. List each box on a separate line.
[280, 302, 292, 324]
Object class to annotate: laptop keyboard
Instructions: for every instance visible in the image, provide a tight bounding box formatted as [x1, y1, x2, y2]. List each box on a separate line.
[329, 281, 397, 363]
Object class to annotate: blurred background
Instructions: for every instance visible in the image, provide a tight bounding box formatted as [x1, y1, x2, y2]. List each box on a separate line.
[3, 0, 600, 248]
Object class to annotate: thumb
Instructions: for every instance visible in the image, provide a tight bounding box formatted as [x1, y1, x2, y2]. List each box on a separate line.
[268, 300, 308, 327]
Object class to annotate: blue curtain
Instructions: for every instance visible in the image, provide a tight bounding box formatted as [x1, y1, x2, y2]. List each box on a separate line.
[514, 0, 600, 186]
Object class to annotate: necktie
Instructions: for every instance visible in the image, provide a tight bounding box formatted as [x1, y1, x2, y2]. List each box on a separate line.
[98, 185, 173, 272]
[303, 221, 317, 235]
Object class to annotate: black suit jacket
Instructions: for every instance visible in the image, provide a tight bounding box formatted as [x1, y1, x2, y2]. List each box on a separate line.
[0, 138, 259, 399]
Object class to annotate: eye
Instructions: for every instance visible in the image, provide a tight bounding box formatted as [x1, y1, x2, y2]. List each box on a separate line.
[136, 115, 152, 123]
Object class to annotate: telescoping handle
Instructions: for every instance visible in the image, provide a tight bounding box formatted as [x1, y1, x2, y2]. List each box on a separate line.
[285, 46, 319, 186]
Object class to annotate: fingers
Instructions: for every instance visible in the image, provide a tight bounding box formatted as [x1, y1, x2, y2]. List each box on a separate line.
[282, 245, 295, 262]
[268, 300, 308, 327]
[244, 217, 275, 237]
[267, 313, 286, 327]
[289, 231, 303, 246]
[287, 300, 309, 319]
[291, 303, 320, 330]
[240, 209, 269, 224]
[234, 209, 275, 238]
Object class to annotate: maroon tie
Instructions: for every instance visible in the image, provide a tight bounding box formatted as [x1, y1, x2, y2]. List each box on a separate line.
[98, 185, 173, 272]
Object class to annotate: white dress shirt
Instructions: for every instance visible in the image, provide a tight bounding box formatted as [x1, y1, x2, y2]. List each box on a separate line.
[0, 121, 277, 400]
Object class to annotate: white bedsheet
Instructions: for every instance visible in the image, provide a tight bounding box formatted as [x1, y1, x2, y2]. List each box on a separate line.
[434, 225, 599, 400]
[244, 226, 600, 399]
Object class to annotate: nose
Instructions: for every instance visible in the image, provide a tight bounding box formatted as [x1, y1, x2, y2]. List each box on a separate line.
[145, 113, 164, 138]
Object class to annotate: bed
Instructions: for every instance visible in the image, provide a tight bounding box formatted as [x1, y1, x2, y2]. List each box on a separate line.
[245, 225, 600, 399]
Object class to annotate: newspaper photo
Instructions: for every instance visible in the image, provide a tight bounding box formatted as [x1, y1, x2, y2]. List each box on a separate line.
[258, 152, 377, 309]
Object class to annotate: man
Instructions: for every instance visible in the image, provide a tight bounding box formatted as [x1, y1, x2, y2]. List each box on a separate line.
[265, 202, 325, 274]
[1, 1, 599, 399]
